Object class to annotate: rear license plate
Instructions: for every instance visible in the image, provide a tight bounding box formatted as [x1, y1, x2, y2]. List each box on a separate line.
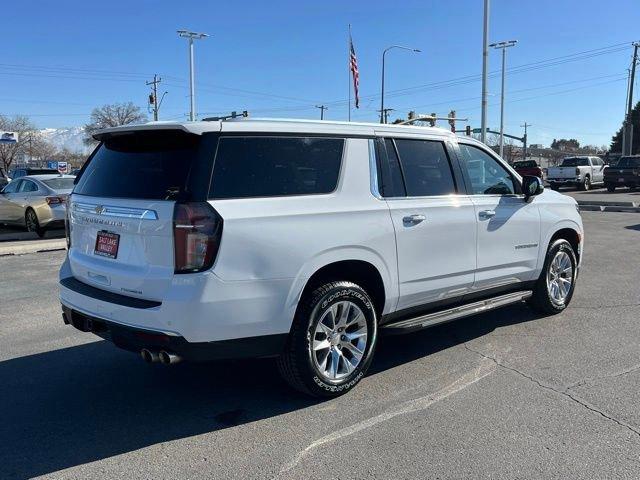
[94, 231, 120, 259]
[619, 177, 625, 182]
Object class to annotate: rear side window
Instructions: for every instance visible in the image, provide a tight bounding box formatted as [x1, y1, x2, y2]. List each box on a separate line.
[210, 137, 344, 199]
[74, 131, 200, 200]
[19, 180, 39, 192]
[393, 139, 456, 197]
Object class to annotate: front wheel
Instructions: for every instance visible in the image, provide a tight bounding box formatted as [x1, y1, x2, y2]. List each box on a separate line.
[528, 239, 577, 314]
[25, 209, 45, 238]
[278, 281, 378, 397]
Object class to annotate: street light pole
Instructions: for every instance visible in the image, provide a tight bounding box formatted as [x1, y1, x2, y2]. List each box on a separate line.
[177, 30, 209, 121]
[380, 45, 421, 124]
[490, 40, 517, 158]
[481, 0, 490, 143]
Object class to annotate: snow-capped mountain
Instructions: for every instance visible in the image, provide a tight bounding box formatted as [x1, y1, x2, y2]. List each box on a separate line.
[39, 127, 91, 154]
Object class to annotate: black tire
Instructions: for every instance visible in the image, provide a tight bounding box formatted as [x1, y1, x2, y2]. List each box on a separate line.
[277, 281, 378, 397]
[606, 184, 616, 193]
[550, 183, 559, 191]
[25, 208, 45, 238]
[579, 176, 590, 191]
[528, 239, 577, 315]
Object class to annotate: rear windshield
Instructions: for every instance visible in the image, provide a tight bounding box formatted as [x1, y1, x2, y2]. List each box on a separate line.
[513, 161, 537, 168]
[616, 157, 640, 167]
[74, 131, 200, 200]
[210, 136, 344, 199]
[561, 158, 589, 167]
[42, 178, 75, 190]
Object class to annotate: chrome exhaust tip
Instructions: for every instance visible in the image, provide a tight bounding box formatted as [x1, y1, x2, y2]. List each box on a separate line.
[159, 350, 182, 365]
[141, 349, 159, 363]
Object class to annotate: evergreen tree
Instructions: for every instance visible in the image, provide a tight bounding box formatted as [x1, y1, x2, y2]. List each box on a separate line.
[611, 101, 640, 154]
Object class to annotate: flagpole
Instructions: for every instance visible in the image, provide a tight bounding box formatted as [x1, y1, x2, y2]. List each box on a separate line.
[348, 24, 352, 122]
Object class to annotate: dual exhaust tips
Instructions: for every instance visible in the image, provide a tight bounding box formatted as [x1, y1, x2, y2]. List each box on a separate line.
[141, 348, 182, 365]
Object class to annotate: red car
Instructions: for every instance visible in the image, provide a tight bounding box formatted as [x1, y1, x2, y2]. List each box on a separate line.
[513, 160, 543, 179]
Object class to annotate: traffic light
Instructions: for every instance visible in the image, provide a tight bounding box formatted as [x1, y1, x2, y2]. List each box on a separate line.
[465, 125, 471, 136]
[428, 113, 436, 127]
[148, 93, 155, 105]
[448, 110, 456, 133]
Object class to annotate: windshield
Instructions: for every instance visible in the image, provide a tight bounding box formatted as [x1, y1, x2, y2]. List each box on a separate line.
[616, 157, 640, 167]
[74, 130, 200, 200]
[560, 158, 589, 167]
[42, 178, 75, 190]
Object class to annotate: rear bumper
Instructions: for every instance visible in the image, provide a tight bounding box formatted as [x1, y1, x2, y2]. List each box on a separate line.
[61, 304, 287, 361]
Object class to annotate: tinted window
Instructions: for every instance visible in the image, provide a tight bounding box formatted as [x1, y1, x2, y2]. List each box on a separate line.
[377, 139, 406, 197]
[458, 144, 516, 195]
[2, 179, 21, 193]
[43, 178, 75, 190]
[617, 157, 640, 167]
[394, 139, 456, 196]
[210, 137, 343, 199]
[19, 180, 38, 192]
[74, 131, 200, 200]
[561, 158, 589, 167]
[513, 160, 537, 168]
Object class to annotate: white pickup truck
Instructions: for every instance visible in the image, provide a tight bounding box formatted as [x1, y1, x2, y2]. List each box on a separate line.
[547, 156, 606, 191]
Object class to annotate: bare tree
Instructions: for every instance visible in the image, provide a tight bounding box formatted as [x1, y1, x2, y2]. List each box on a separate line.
[84, 102, 147, 145]
[0, 115, 54, 172]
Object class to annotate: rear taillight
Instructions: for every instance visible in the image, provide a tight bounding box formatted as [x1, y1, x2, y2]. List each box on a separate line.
[173, 202, 223, 273]
[575, 167, 580, 175]
[64, 197, 71, 249]
[46, 196, 64, 205]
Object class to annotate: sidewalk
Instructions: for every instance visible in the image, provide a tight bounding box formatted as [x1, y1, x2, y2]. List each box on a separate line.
[0, 238, 66, 256]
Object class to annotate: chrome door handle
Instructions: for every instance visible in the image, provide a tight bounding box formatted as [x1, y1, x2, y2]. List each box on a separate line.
[403, 214, 426, 225]
[479, 210, 496, 219]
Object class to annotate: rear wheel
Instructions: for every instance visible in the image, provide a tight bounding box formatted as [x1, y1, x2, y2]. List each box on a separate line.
[528, 239, 577, 314]
[579, 176, 591, 191]
[25, 208, 45, 238]
[278, 281, 378, 397]
[550, 183, 559, 191]
[606, 184, 616, 193]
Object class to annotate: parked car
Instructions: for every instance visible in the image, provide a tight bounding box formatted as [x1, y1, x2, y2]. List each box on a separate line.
[59, 119, 583, 397]
[547, 156, 606, 191]
[512, 160, 543, 179]
[0, 174, 75, 237]
[604, 155, 640, 192]
[9, 167, 59, 179]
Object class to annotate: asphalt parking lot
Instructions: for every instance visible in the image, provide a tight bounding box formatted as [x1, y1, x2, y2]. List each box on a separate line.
[1, 211, 639, 479]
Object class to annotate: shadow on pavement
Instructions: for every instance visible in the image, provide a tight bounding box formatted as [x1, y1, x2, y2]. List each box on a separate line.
[0, 303, 543, 479]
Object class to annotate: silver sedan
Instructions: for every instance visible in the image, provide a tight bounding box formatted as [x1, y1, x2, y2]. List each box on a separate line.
[0, 174, 75, 237]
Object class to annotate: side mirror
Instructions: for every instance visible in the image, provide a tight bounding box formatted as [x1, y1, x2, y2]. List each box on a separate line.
[522, 175, 544, 200]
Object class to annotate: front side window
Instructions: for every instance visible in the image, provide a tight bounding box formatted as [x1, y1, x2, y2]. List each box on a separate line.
[458, 144, 516, 195]
[210, 137, 344, 199]
[393, 139, 456, 197]
[2, 180, 21, 193]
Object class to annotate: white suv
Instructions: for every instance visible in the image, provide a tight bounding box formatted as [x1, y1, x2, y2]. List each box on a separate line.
[59, 119, 583, 397]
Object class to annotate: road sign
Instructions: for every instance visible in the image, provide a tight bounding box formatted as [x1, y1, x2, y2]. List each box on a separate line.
[47, 161, 58, 169]
[0, 131, 18, 143]
[57, 161, 68, 174]
[472, 128, 488, 134]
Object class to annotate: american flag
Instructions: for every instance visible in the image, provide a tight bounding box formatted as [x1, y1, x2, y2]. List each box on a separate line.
[349, 35, 360, 109]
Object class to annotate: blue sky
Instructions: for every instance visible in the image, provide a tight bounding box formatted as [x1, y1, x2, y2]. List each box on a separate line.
[2, 0, 639, 147]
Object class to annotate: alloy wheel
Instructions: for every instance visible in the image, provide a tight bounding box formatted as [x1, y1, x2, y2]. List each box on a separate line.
[546, 250, 573, 305]
[311, 300, 368, 381]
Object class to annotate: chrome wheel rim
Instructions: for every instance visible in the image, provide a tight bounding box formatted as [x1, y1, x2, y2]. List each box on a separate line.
[26, 211, 37, 231]
[311, 301, 368, 381]
[546, 251, 573, 305]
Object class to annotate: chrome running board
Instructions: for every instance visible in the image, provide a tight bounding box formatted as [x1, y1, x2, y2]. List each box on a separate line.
[383, 290, 533, 334]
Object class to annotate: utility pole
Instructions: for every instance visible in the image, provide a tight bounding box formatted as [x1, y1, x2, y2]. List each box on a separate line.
[623, 42, 639, 155]
[146, 75, 162, 121]
[177, 30, 209, 121]
[315, 105, 328, 120]
[490, 40, 517, 158]
[378, 108, 394, 124]
[521, 122, 531, 159]
[480, 0, 490, 143]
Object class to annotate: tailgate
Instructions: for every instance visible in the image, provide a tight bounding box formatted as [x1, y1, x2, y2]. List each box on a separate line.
[549, 167, 576, 179]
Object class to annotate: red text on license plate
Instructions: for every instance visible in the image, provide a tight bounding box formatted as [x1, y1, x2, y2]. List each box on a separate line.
[94, 231, 120, 259]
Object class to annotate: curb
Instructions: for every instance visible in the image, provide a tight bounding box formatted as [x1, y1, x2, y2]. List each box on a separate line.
[0, 239, 67, 256]
[576, 200, 638, 208]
